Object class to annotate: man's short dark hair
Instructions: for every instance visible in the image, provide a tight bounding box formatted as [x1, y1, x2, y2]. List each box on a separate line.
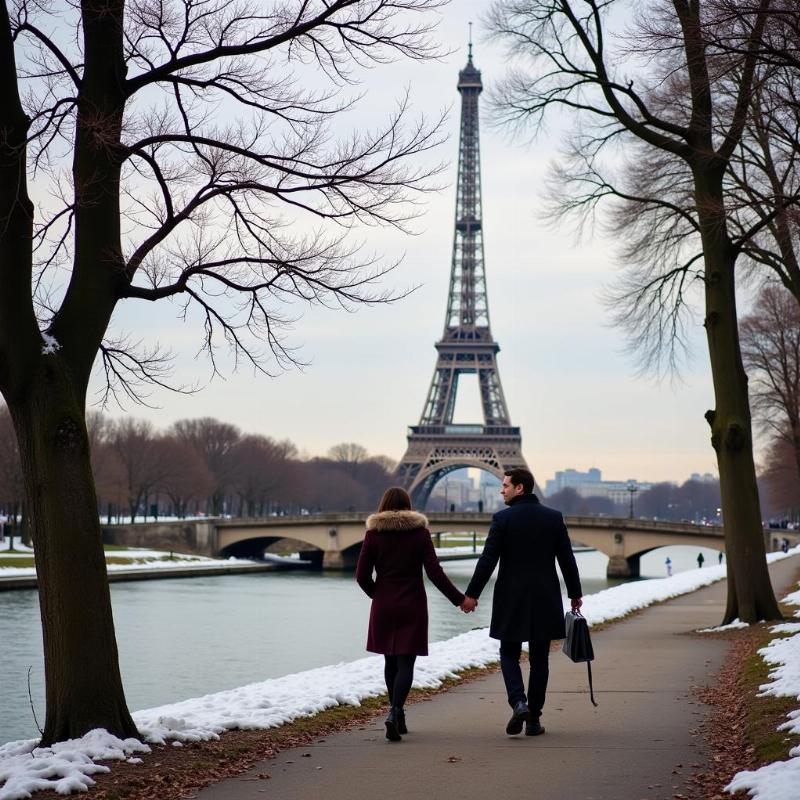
[504, 468, 534, 495]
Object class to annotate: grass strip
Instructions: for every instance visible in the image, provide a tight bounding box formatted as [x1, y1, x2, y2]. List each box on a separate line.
[741, 601, 800, 765]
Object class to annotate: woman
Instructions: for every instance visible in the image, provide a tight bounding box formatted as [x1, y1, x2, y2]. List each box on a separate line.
[356, 487, 465, 741]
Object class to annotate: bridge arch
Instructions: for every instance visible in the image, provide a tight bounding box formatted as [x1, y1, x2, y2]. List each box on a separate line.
[563, 518, 728, 578]
[409, 458, 503, 511]
[215, 517, 370, 570]
[219, 535, 325, 566]
[412, 462, 503, 511]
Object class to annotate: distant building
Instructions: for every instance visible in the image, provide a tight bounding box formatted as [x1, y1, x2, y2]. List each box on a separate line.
[545, 467, 602, 496]
[428, 468, 504, 512]
[582, 479, 657, 505]
[544, 467, 655, 504]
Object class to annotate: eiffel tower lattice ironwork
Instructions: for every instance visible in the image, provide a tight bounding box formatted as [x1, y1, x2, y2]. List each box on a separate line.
[396, 44, 530, 508]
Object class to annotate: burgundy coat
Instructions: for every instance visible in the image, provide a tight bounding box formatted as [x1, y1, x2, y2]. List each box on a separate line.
[356, 510, 465, 656]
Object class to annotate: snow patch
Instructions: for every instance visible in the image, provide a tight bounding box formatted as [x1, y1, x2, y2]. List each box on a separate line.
[0, 731, 148, 800]
[697, 619, 750, 633]
[726, 758, 800, 800]
[40, 334, 60, 355]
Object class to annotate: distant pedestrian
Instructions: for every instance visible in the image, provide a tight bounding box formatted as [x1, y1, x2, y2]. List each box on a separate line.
[782, 538, 790, 554]
[665, 557, 672, 577]
[697, 552, 705, 568]
[356, 487, 467, 742]
[718, 551, 724, 564]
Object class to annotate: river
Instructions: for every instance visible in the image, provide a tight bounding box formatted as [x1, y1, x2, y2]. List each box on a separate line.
[0, 545, 720, 744]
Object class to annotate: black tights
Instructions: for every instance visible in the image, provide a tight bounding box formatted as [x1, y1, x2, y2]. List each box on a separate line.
[384, 654, 417, 710]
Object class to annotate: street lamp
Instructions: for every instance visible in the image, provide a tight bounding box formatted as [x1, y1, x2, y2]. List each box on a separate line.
[627, 482, 638, 519]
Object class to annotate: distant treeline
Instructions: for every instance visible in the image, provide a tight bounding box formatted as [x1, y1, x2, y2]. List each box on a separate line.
[0, 408, 396, 524]
[544, 480, 723, 524]
[0, 405, 790, 527]
[545, 468, 798, 524]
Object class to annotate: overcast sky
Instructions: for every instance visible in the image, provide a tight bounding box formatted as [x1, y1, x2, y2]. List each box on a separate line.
[94, 0, 736, 487]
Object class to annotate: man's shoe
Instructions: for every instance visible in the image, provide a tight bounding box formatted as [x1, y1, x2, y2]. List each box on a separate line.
[505, 701, 530, 735]
[385, 707, 402, 741]
[525, 720, 545, 736]
[396, 709, 408, 735]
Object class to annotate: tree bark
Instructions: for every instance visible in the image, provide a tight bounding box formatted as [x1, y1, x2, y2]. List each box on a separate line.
[699, 175, 782, 623]
[9, 358, 138, 745]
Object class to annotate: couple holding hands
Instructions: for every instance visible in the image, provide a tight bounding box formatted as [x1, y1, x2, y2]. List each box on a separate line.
[355, 468, 583, 742]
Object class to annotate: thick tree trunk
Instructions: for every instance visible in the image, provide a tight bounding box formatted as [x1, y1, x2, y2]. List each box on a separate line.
[10, 360, 138, 745]
[702, 227, 782, 624]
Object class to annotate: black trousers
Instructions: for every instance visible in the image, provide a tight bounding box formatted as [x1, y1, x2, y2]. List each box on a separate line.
[499, 639, 551, 718]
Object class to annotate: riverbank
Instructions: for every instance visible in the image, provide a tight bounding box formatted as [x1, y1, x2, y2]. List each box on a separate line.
[2, 548, 799, 800]
[0, 560, 277, 591]
[0, 543, 279, 591]
[0, 545, 538, 591]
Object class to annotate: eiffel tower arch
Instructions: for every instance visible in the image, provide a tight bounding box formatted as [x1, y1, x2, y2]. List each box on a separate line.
[396, 43, 531, 509]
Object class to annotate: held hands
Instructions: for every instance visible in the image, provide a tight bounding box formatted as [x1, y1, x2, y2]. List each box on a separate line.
[460, 595, 478, 614]
[571, 597, 583, 613]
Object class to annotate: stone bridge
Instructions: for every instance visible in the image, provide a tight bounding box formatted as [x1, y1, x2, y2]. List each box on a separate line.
[102, 513, 784, 578]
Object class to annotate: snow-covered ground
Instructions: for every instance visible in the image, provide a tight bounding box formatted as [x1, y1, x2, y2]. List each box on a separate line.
[724, 581, 800, 800]
[0, 540, 33, 554]
[0, 550, 257, 578]
[434, 545, 483, 556]
[1, 547, 799, 800]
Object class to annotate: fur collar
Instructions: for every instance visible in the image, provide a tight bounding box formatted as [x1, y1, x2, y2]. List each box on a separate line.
[366, 509, 429, 532]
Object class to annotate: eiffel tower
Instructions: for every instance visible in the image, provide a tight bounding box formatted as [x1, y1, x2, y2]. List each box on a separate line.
[396, 42, 530, 508]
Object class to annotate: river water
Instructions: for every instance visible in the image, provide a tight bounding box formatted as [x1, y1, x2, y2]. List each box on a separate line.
[0, 545, 719, 744]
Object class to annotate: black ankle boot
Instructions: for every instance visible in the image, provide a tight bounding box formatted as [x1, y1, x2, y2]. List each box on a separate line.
[385, 707, 402, 741]
[396, 708, 407, 735]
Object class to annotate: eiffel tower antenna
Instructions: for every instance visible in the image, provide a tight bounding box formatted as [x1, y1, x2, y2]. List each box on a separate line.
[396, 43, 530, 508]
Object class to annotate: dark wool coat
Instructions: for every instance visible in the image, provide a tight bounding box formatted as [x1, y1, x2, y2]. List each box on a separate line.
[356, 510, 465, 656]
[465, 494, 583, 642]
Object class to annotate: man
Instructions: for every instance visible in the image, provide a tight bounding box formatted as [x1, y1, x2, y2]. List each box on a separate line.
[461, 468, 583, 736]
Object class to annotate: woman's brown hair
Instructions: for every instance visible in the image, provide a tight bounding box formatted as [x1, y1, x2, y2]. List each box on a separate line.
[378, 486, 412, 512]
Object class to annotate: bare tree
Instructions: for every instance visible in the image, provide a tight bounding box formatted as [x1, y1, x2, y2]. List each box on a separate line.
[153, 435, 214, 518]
[370, 454, 398, 474]
[740, 284, 800, 481]
[110, 418, 169, 521]
[761, 434, 800, 518]
[543, 487, 582, 515]
[305, 459, 370, 510]
[328, 441, 369, 476]
[230, 434, 290, 516]
[0, 0, 445, 743]
[487, 0, 783, 623]
[726, 56, 800, 298]
[86, 411, 128, 522]
[171, 417, 242, 514]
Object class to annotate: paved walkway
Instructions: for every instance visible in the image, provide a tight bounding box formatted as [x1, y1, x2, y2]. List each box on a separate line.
[198, 557, 800, 800]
